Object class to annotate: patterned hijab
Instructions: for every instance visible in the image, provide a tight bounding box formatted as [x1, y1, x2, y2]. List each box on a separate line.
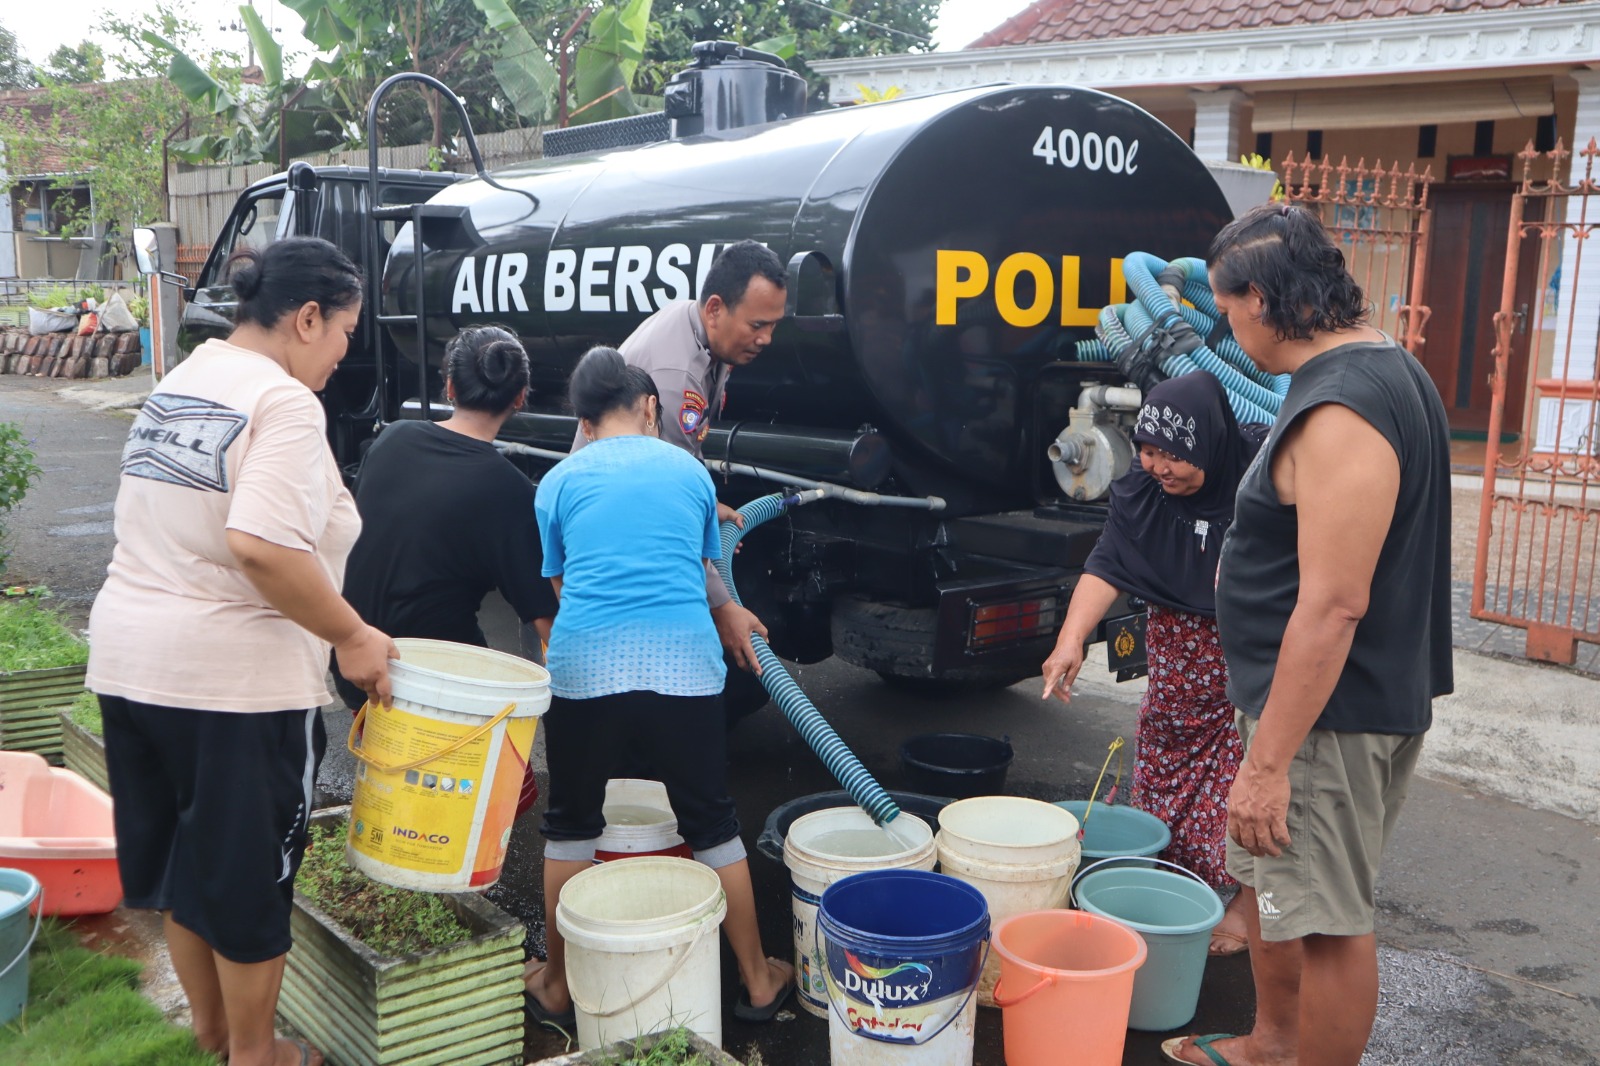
[1084, 372, 1267, 616]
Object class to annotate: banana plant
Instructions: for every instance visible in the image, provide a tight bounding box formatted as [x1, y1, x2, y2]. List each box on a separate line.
[146, 5, 344, 164]
[469, 0, 561, 123]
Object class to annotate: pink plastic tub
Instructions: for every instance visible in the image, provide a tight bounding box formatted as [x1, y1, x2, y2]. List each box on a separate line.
[0, 751, 121, 915]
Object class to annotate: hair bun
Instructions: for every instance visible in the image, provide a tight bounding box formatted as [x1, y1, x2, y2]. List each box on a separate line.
[229, 251, 265, 301]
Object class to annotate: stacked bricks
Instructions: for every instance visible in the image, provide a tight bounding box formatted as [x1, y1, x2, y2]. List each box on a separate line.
[0, 327, 141, 379]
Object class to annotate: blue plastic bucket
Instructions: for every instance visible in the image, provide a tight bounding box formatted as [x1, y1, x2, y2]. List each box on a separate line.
[817, 870, 989, 1064]
[1072, 857, 1223, 1031]
[1052, 801, 1171, 863]
[0, 868, 43, 1026]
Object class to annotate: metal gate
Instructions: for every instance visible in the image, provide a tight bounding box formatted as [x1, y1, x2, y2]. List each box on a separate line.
[1282, 153, 1435, 356]
[1472, 139, 1600, 664]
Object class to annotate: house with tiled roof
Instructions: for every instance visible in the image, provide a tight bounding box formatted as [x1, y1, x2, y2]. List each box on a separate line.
[812, 0, 1600, 446]
[1, 84, 98, 280]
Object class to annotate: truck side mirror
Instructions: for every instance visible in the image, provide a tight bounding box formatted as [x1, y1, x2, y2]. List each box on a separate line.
[132, 227, 161, 275]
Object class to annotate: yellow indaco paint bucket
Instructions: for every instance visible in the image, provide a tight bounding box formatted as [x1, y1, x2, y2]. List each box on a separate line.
[346, 638, 550, 892]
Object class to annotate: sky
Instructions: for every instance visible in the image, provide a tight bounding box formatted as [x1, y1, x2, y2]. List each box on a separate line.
[4, 0, 1036, 76]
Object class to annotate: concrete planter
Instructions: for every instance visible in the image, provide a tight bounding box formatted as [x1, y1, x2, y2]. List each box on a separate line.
[0, 665, 87, 763]
[530, 1030, 745, 1066]
[280, 809, 527, 1066]
[59, 709, 109, 792]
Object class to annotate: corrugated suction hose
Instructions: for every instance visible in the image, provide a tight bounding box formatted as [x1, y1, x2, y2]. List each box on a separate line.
[715, 493, 903, 828]
[1076, 252, 1289, 423]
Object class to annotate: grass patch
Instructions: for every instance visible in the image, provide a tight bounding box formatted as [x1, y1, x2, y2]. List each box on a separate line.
[68, 690, 102, 736]
[295, 824, 472, 957]
[607, 1028, 722, 1066]
[0, 920, 214, 1066]
[0, 600, 88, 673]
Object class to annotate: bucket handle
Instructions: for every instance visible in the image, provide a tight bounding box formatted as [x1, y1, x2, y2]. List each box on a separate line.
[0, 886, 44, 984]
[1069, 855, 1219, 908]
[813, 919, 991, 1046]
[991, 971, 1053, 1010]
[346, 700, 518, 775]
[567, 917, 719, 1020]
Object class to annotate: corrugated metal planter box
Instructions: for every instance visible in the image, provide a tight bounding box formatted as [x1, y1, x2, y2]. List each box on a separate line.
[59, 708, 109, 792]
[530, 1030, 745, 1065]
[0, 665, 86, 762]
[280, 809, 527, 1066]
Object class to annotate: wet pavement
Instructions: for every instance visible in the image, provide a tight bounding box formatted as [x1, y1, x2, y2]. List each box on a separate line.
[5, 376, 1598, 1065]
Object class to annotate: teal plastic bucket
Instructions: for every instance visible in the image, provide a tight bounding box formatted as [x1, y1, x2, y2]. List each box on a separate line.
[0, 868, 43, 1026]
[1072, 857, 1222, 1031]
[1052, 801, 1170, 863]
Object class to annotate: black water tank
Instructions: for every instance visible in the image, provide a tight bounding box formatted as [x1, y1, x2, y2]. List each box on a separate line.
[663, 40, 808, 138]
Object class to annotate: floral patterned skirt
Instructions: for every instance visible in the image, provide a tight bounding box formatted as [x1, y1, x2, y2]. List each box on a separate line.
[1130, 605, 1244, 891]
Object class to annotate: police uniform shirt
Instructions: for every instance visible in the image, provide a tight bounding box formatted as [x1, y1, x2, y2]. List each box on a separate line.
[571, 299, 734, 606]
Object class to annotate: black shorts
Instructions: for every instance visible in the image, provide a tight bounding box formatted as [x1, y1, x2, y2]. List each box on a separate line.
[540, 691, 743, 865]
[98, 695, 326, 964]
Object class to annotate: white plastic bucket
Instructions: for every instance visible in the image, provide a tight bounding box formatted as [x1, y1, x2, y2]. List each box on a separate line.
[347, 638, 550, 892]
[557, 856, 728, 1051]
[595, 779, 691, 862]
[784, 808, 936, 1018]
[935, 796, 1081, 1007]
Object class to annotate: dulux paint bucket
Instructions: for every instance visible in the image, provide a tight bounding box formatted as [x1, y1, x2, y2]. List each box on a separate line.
[347, 638, 550, 892]
[817, 869, 989, 1066]
[784, 807, 936, 1017]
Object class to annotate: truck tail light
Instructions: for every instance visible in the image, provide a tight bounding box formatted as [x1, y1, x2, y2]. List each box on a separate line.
[967, 596, 1061, 648]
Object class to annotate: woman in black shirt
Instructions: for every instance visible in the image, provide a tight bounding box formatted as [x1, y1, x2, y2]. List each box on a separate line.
[335, 326, 557, 707]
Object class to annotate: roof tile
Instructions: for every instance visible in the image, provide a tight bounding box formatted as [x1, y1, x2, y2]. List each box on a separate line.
[969, 0, 1565, 46]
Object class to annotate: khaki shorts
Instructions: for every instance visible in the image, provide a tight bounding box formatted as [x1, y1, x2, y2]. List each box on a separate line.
[1226, 710, 1424, 941]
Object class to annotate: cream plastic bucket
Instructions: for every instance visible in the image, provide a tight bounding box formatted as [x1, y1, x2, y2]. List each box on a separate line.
[595, 779, 690, 862]
[935, 796, 1081, 1007]
[783, 807, 936, 1018]
[557, 855, 728, 1050]
[347, 638, 550, 892]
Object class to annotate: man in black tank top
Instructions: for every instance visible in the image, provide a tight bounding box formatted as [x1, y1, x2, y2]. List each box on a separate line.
[1162, 204, 1452, 1066]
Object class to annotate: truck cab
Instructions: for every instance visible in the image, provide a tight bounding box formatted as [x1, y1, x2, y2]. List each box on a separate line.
[178, 163, 465, 468]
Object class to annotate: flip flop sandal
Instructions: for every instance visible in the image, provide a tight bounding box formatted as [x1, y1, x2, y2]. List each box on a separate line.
[1208, 930, 1249, 956]
[285, 1039, 318, 1066]
[1161, 1033, 1240, 1066]
[733, 980, 794, 1023]
[523, 990, 577, 1034]
[732, 953, 793, 1024]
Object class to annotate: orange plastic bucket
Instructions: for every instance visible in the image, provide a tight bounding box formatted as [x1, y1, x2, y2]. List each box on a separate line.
[991, 909, 1147, 1066]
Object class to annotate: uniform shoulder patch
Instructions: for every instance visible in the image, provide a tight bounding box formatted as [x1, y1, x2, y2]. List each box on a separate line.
[679, 389, 708, 436]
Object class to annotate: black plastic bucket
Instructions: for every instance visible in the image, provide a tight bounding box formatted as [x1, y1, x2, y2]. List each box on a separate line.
[756, 790, 955, 864]
[899, 733, 1014, 800]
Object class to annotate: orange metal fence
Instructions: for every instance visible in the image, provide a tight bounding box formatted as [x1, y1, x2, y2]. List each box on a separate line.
[1471, 139, 1600, 663]
[1281, 153, 1435, 357]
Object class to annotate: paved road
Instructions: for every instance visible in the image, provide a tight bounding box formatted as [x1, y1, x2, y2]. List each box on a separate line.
[3, 377, 1595, 1066]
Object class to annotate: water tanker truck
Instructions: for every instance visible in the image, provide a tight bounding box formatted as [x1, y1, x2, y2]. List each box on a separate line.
[162, 43, 1235, 690]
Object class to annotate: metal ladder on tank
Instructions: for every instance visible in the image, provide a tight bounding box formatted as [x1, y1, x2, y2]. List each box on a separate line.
[361, 73, 538, 427]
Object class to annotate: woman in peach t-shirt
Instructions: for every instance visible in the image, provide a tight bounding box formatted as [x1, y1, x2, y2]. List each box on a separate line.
[88, 237, 394, 1066]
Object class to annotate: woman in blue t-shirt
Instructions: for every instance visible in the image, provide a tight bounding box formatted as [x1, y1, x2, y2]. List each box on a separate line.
[524, 346, 794, 1030]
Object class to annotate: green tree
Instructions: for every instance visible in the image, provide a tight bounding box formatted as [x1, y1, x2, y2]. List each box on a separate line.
[42, 41, 106, 84]
[640, 0, 937, 105]
[0, 13, 206, 240]
[0, 21, 37, 88]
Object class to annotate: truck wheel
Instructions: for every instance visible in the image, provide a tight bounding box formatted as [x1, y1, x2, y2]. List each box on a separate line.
[831, 596, 1033, 693]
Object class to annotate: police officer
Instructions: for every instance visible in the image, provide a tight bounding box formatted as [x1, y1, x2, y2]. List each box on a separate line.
[571, 239, 789, 721]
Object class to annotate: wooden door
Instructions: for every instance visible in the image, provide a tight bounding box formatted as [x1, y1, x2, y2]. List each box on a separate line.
[1421, 185, 1544, 435]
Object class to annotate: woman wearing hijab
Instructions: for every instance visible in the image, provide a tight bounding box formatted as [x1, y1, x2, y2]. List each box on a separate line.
[1042, 370, 1267, 953]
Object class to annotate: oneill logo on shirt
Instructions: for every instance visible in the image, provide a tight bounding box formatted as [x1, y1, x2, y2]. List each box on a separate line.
[122, 393, 248, 492]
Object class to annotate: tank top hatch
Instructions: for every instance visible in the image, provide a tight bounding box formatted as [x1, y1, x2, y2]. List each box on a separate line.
[1214, 341, 1453, 735]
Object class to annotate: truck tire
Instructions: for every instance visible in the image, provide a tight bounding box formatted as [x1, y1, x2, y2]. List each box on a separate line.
[830, 595, 1032, 693]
